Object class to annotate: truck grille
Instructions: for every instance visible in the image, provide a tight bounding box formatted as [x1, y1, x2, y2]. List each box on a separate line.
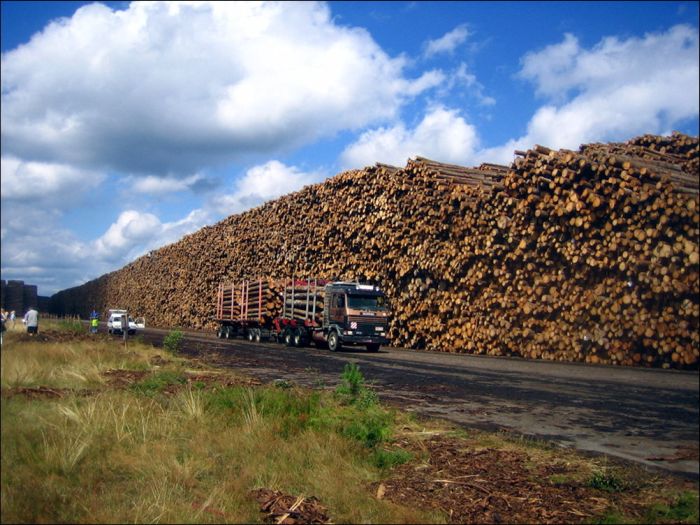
[347, 316, 388, 335]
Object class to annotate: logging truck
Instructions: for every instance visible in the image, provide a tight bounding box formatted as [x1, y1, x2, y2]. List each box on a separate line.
[214, 278, 389, 352]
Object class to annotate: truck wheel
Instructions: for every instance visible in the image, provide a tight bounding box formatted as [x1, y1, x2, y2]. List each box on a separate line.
[254, 329, 262, 343]
[225, 327, 232, 339]
[328, 331, 342, 352]
[284, 329, 294, 347]
[366, 343, 380, 353]
[247, 329, 255, 342]
[293, 328, 305, 347]
[217, 326, 224, 339]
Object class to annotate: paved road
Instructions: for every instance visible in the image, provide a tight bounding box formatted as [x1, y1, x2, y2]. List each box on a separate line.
[138, 326, 699, 479]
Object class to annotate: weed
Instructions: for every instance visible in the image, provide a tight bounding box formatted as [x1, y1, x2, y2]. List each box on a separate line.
[588, 470, 626, 492]
[372, 447, 412, 469]
[163, 329, 184, 354]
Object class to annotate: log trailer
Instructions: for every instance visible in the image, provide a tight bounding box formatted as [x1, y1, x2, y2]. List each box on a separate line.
[214, 277, 389, 352]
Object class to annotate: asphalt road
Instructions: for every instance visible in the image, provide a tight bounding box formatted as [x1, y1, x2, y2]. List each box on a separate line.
[135, 325, 699, 479]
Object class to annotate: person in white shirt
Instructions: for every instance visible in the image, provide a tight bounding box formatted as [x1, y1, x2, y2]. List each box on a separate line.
[24, 307, 39, 336]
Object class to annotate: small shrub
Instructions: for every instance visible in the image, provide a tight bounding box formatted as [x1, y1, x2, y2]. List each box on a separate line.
[588, 470, 625, 492]
[163, 329, 184, 354]
[336, 363, 364, 400]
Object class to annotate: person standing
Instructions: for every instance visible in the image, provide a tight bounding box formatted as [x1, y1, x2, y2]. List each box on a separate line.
[24, 307, 39, 336]
[9, 310, 16, 329]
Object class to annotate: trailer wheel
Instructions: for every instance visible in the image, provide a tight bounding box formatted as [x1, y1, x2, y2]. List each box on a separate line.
[225, 326, 233, 339]
[217, 326, 224, 339]
[254, 329, 262, 343]
[366, 343, 380, 353]
[328, 331, 342, 352]
[284, 328, 294, 347]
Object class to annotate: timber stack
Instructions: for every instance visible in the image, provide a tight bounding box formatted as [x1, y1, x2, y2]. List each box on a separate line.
[50, 132, 699, 369]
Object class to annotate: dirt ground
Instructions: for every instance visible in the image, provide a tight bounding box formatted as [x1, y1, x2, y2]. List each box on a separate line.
[368, 434, 698, 524]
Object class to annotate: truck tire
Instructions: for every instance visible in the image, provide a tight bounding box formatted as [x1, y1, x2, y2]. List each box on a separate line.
[247, 329, 255, 342]
[226, 326, 232, 339]
[366, 343, 380, 352]
[254, 329, 262, 343]
[217, 326, 224, 339]
[284, 328, 294, 347]
[328, 331, 342, 352]
[293, 328, 305, 347]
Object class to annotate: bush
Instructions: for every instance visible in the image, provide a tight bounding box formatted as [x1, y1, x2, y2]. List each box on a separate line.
[163, 329, 184, 354]
[588, 470, 626, 492]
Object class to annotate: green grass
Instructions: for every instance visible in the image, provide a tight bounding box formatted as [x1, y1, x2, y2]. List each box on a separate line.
[643, 491, 699, 524]
[130, 370, 187, 396]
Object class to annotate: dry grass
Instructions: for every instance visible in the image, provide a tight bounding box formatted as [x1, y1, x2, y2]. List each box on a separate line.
[1, 331, 440, 524]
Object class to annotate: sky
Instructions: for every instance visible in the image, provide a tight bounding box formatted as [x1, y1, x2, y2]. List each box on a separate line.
[1, 1, 698, 298]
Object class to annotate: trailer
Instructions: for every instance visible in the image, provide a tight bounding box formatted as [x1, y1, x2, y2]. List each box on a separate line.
[214, 277, 389, 352]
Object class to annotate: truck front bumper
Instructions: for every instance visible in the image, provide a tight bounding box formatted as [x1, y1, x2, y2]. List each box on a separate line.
[339, 334, 388, 346]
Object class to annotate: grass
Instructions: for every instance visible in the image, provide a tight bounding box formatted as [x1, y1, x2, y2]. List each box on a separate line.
[643, 491, 698, 524]
[1, 322, 697, 524]
[1, 326, 432, 524]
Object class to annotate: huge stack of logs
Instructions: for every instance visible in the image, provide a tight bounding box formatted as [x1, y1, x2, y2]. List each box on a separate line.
[50, 132, 699, 369]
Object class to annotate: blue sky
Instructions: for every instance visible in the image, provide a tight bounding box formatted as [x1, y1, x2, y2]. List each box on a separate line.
[1, 1, 698, 297]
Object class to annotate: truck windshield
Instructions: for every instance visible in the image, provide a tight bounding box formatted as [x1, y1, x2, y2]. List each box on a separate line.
[347, 295, 386, 311]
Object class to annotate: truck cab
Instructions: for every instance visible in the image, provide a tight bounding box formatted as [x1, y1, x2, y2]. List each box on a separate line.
[322, 282, 389, 352]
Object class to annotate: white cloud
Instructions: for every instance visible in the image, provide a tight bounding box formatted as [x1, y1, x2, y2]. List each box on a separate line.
[1, 156, 104, 204]
[424, 24, 470, 57]
[210, 160, 323, 216]
[93, 208, 211, 262]
[1, 1, 438, 178]
[506, 24, 699, 151]
[340, 106, 479, 168]
[129, 173, 213, 195]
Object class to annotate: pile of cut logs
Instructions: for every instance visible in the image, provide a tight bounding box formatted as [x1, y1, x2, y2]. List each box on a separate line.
[50, 132, 699, 368]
